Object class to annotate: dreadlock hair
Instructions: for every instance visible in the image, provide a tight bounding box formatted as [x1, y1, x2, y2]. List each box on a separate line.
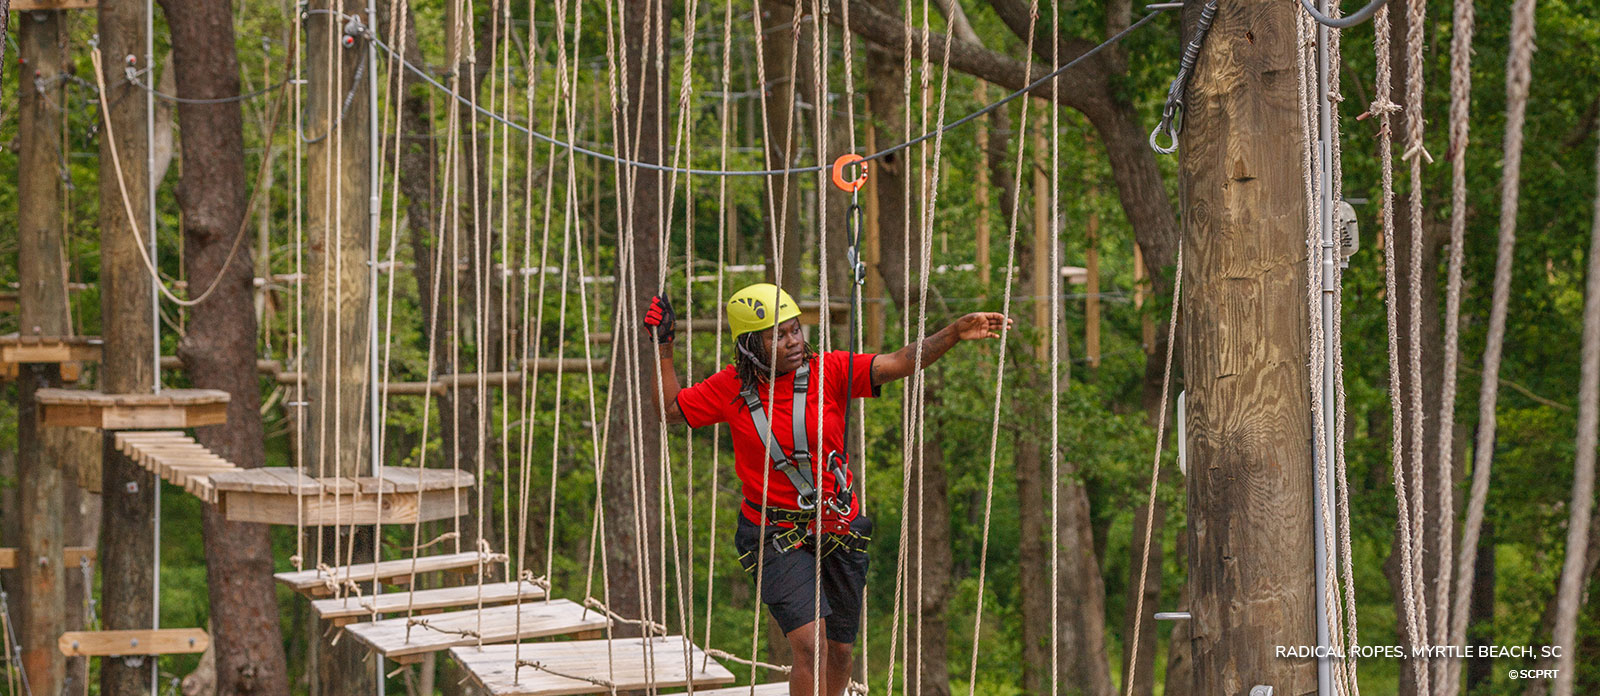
[734, 330, 816, 398]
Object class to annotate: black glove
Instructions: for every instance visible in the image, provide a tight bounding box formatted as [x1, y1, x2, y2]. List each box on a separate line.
[643, 295, 676, 344]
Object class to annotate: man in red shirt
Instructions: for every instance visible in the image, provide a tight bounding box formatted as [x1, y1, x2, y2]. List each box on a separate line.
[645, 283, 1010, 696]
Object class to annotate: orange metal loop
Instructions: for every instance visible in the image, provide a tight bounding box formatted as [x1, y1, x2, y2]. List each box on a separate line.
[830, 154, 868, 193]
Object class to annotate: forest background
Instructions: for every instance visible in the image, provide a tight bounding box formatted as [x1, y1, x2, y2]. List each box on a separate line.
[0, 0, 1597, 695]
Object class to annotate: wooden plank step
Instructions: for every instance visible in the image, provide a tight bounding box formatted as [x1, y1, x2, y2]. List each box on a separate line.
[346, 599, 608, 663]
[274, 552, 496, 595]
[0, 546, 98, 570]
[677, 684, 790, 696]
[310, 580, 548, 623]
[58, 628, 209, 657]
[451, 635, 737, 696]
[111, 431, 239, 504]
[36, 388, 229, 429]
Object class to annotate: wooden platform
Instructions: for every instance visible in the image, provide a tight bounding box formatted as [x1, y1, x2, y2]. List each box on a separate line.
[36, 388, 229, 429]
[310, 580, 547, 625]
[58, 628, 209, 657]
[114, 431, 239, 503]
[345, 599, 608, 664]
[210, 467, 472, 526]
[0, 334, 101, 364]
[275, 551, 498, 597]
[451, 635, 737, 696]
[0, 546, 95, 570]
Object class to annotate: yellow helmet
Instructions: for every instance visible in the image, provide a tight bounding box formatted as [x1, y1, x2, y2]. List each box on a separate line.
[727, 283, 802, 337]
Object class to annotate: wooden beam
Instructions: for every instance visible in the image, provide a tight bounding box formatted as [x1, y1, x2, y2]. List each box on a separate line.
[219, 487, 468, 526]
[36, 389, 231, 429]
[9, 0, 96, 11]
[0, 546, 94, 570]
[58, 629, 209, 657]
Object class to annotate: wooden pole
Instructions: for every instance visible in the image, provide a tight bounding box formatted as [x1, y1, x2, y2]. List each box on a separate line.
[974, 81, 991, 293]
[16, 9, 70, 694]
[1134, 243, 1154, 354]
[1179, 0, 1318, 692]
[863, 119, 885, 350]
[1085, 185, 1101, 368]
[304, 0, 372, 692]
[95, 0, 156, 692]
[1032, 128, 1050, 361]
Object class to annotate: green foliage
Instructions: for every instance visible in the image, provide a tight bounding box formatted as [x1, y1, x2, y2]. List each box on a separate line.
[5, 0, 1600, 694]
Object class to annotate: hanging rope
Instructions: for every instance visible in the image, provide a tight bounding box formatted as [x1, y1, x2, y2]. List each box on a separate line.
[1447, 0, 1537, 677]
[1432, 0, 1474, 691]
[1550, 121, 1600, 696]
[86, 45, 290, 308]
[962, 0, 1040, 692]
[1370, 3, 1432, 692]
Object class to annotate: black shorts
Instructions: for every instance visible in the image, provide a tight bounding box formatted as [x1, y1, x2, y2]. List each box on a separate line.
[733, 514, 872, 644]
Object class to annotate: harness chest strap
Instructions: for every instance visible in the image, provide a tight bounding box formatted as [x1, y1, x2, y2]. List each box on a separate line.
[740, 364, 820, 509]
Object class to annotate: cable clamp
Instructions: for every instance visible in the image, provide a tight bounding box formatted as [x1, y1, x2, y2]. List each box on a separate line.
[342, 15, 367, 48]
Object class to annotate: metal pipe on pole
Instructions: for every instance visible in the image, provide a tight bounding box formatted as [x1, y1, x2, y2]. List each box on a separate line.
[1310, 4, 1340, 694]
[365, 2, 385, 694]
[145, 0, 161, 692]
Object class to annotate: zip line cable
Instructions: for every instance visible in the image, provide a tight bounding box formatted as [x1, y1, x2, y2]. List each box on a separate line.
[126, 67, 289, 104]
[360, 7, 1168, 178]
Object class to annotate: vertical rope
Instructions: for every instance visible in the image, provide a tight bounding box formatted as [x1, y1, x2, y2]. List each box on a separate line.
[1372, 5, 1430, 692]
[1447, 0, 1537, 670]
[1433, 0, 1474, 689]
[965, 3, 1040, 693]
[1400, 2, 1432, 686]
[1550, 115, 1600, 696]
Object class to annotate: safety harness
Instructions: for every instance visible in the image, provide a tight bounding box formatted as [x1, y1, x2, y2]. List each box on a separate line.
[738, 155, 874, 571]
[739, 363, 866, 565]
[740, 363, 856, 511]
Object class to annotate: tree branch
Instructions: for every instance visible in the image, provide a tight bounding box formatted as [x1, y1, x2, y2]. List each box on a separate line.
[805, 0, 1114, 115]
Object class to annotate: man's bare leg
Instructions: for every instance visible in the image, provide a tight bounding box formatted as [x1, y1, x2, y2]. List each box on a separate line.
[825, 639, 854, 696]
[786, 620, 827, 696]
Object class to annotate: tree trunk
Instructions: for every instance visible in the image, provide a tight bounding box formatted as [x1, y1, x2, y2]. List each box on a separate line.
[907, 441, 954, 696]
[96, 0, 158, 690]
[15, 8, 70, 695]
[602, 0, 668, 633]
[1120, 468, 1167, 696]
[1467, 520, 1495, 694]
[1011, 434, 1053, 694]
[1162, 529, 1193, 696]
[1179, 0, 1318, 693]
[159, 0, 291, 691]
[303, 0, 373, 692]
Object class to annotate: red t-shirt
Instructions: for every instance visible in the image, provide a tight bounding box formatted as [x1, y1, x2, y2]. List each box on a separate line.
[676, 351, 879, 525]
